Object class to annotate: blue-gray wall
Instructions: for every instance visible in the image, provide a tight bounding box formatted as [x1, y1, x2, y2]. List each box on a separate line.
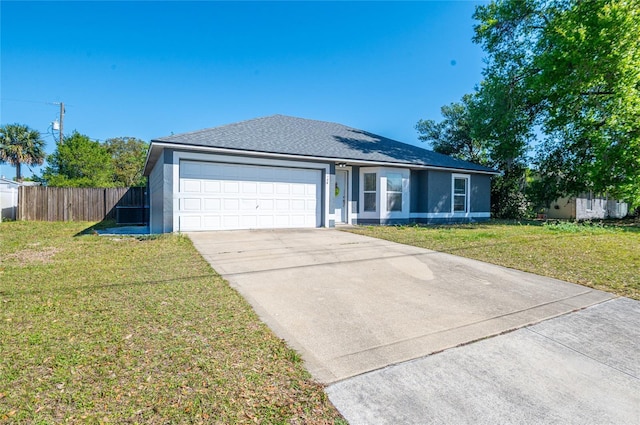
[427, 170, 452, 213]
[470, 174, 491, 212]
[351, 166, 360, 213]
[410, 170, 429, 213]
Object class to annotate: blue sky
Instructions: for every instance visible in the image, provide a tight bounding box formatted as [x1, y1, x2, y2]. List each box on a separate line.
[1, 1, 486, 179]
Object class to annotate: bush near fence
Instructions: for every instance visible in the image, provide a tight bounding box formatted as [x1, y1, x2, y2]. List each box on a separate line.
[17, 186, 147, 222]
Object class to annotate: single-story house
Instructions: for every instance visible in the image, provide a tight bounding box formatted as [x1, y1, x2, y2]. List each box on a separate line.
[545, 193, 628, 220]
[143, 115, 497, 233]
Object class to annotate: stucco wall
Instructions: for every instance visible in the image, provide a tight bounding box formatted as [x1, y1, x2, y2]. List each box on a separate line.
[470, 174, 491, 213]
[426, 170, 452, 213]
[148, 154, 165, 234]
[547, 195, 629, 220]
[575, 196, 607, 220]
[410, 170, 429, 213]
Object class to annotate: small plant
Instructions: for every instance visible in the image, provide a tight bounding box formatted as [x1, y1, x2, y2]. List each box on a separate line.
[543, 220, 611, 234]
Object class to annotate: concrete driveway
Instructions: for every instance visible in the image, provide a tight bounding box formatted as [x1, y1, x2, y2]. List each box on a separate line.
[189, 229, 613, 383]
[189, 229, 640, 424]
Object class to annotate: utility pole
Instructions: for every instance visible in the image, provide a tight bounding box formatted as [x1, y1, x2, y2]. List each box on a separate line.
[59, 102, 64, 144]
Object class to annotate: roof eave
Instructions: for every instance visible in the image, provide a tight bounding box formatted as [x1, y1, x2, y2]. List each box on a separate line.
[144, 141, 499, 175]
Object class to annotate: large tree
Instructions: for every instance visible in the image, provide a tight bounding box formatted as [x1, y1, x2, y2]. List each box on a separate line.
[104, 137, 149, 187]
[42, 131, 116, 187]
[0, 123, 46, 181]
[416, 94, 491, 167]
[473, 0, 640, 208]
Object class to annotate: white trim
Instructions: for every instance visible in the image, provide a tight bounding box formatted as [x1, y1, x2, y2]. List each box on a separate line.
[172, 151, 330, 231]
[359, 167, 380, 219]
[410, 212, 490, 219]
[147, 142, 499, 175]
[452, 173, 471, 214]
[380, 169, 410, 219]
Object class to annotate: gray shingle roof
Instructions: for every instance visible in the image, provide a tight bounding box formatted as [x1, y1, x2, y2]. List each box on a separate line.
[152, 115, 496, 173]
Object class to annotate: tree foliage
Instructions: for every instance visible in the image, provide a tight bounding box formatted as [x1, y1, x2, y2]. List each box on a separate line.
[42, 131, 116, 187]
[0, 123, 46, 181]
[416, 94, 491, 167]
[474, 0, 640, 208]
[419, 0, 640, 217]
[104, 137, 149, 187]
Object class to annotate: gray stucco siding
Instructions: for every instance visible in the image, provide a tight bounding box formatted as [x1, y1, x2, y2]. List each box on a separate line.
[410, 170, 429, 213]
[148, 157, 164, 234]
[426, 170, 452, 214]
[351, 166, 359, 213]
[162, 149, 175, 233]
[470, 174, 491, 213]
[149, 148, 176, 234]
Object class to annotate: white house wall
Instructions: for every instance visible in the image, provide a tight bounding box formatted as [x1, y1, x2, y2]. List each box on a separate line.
[575, 196, 607, 220]
[547, 196, 629, 220]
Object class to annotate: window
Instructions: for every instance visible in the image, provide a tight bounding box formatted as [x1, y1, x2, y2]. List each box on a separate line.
[363, 172, 377, 212]
[453, 175, 469, 213]
[386, 173, 402, 212]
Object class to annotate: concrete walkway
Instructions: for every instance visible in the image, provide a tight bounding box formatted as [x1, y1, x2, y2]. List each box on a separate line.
[188, 229, 613, 383]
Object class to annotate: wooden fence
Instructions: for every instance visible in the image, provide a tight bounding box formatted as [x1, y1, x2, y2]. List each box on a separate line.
[17, 186, 147, 222]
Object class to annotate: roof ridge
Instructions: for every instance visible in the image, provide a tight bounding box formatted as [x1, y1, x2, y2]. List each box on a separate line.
[153, 114, 285, 141]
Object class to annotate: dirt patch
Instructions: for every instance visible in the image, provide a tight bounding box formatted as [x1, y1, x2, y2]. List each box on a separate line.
[3, 247, 61, 265]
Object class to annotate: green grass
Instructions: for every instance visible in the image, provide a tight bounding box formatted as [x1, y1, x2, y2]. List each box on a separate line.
[347, 220, 640, 300]
[0, 221, 344, 424]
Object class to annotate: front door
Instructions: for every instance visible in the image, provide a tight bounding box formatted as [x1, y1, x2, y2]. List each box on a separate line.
[334, 169, 348, 224]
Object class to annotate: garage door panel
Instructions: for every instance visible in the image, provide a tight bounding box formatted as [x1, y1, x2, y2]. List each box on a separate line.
[276, 183, 290, 194]
[178, 160, 321, 231]
[276, 199, 289, 211]
[258, 215, 274, 226]
[223, 216, 240, 228]
[203, 198, 221, 211]
[291, 199, 305, 210]
[182, 198, 202, 211]
[182, 180, 201, 193]
[260, 183, 274, 194]
[241, 216, 258, 227]
[203, 216, 221, 228]
[224, 199, 239, 211]
[224, 181, 239, 193]
[180, 215, 201, 230]
[241, 182, 257, 193]
[203, 181, 221, 193]
[241, 199, 257, 210]
[259, 199, 274, 210]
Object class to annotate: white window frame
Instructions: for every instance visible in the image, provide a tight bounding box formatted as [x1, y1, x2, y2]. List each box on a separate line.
[381, 169, 409, 219]
[386, 173, 403, 213]
[359, 167, 410, 220]
[362, 171, 378, 213]
[452, 174, 470, 214]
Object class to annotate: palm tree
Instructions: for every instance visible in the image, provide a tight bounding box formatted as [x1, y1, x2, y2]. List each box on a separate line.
[0, 123, 46, 181]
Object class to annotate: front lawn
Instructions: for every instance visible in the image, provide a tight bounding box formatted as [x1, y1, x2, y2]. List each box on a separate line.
[347, 220, 640, 300]
[0, 221, 344, 424]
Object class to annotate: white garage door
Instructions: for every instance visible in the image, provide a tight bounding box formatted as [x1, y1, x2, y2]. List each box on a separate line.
[178, 160, 322, 231]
